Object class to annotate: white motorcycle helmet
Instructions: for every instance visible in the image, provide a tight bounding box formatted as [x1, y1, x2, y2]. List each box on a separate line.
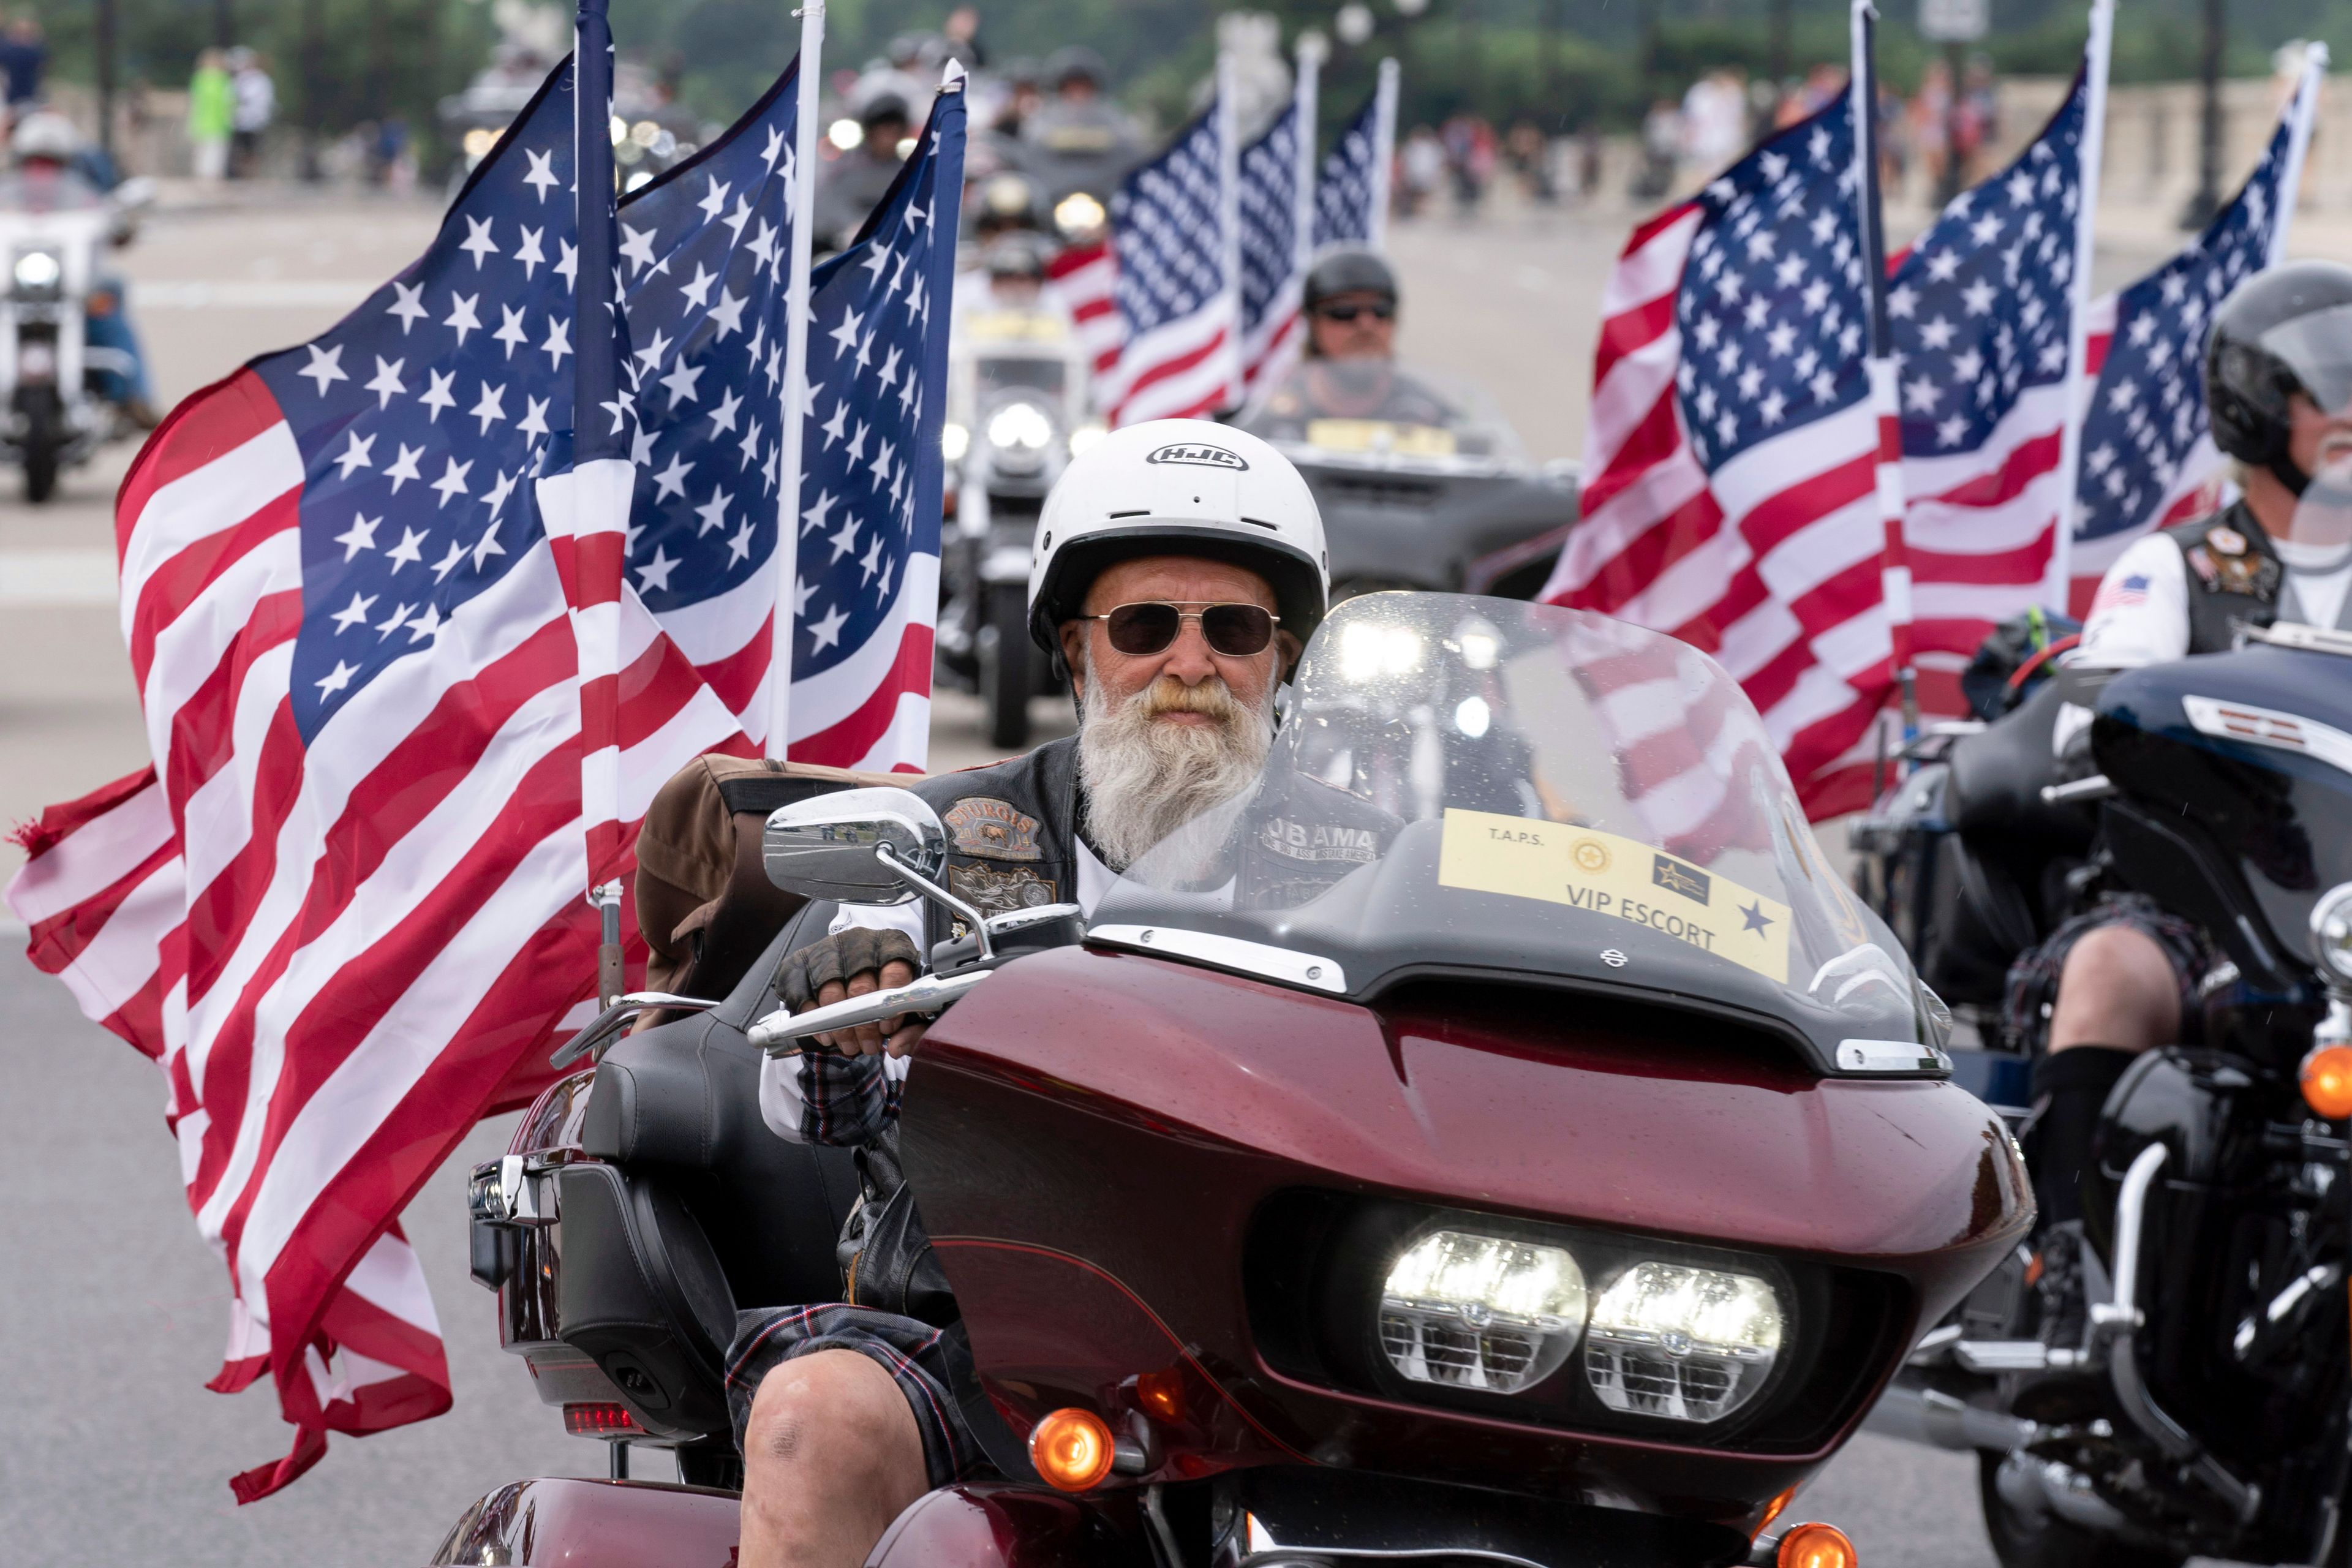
[1027, 420, 1330, 665]
[11, 111, 78, 165]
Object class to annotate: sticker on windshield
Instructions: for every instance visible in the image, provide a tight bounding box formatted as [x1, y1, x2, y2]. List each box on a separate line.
[1437, 810, 1790, 984]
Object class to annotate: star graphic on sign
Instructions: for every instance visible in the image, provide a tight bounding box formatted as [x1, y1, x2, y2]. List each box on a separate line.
[493, 305, 530, 360]
[514, 225, 546, 279]
[329, 590, 376, 631]
[418, 368, 458, 421]
[524, 147, 560, 201]
[1740, 902, 1774, 935]
[651, 453, 694, 503]
[431, 456, 473, 507]
[315, 660, 358, 697]
[386, 281, 429, 333]
[334, 512, 380, 560]
[807, 602, 849, 652]
[298, 344, 348, 396]
[460, 216, 500, 269]
[363, 355, 407, 410]
[383, 443, 424, 493]
[332, 432, 376, 480]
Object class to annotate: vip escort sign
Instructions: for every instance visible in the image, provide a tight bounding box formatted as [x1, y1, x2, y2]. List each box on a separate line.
[1436, 809, 1792, 984]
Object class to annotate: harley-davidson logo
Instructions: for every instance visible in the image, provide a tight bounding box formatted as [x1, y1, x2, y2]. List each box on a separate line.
[1145, 442, 1250, 472]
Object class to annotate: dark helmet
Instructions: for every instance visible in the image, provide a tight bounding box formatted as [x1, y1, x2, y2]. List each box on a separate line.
[2204, 259, 2352, 494]
[982, 230, 1055, 284]
[1044, 45, 1109, 92]
[859, 91, 913, 130]
[1303, 246, 1399, 314]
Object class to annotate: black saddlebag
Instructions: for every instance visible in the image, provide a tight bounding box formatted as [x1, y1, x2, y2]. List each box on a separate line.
[559, 905, 861, 1441]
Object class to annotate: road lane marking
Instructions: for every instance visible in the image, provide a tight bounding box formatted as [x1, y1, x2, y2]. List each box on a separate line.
[0, 549, 118, 606]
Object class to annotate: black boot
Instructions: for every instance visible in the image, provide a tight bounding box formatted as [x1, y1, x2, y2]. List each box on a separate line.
[2029, 1045, 2139, 1228]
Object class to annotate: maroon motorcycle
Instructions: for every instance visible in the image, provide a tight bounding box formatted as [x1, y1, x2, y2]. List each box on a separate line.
[435, 593, 2029, 1567]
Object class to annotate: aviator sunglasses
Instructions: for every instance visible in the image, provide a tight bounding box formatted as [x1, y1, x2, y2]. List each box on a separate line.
[1314, 301, 1394, 323]
[1076, 601, 1281, 657]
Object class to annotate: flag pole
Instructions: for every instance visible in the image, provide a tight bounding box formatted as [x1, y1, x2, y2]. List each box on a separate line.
[2049, 0, 2114, 614]
[1217, 50, 1243, 412]
[1368, 56, 1400, 249]
[571, 0, 629, 1002]
[2269, 43, 2328, 268]
[766, 2, 827, 760]
[1292, 31, 1322, 273]
[1848, 0, 1915, 737]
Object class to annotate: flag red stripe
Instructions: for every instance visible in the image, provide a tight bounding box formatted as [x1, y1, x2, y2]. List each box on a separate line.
[791, 622, 935, 767]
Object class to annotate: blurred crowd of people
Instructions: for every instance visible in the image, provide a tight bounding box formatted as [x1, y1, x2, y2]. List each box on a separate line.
[185, 46, 276, 184]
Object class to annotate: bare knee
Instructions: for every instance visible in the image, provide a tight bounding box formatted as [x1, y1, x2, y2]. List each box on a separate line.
[743, 1348, 924, 1483]
[2049, 924, 2180, 1054]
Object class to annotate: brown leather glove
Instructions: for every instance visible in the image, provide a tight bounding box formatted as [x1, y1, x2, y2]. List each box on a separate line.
[774, 927, 926, 1057]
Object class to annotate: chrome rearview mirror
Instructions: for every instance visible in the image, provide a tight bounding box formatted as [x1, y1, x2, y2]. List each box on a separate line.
[761, 786, 948, 905]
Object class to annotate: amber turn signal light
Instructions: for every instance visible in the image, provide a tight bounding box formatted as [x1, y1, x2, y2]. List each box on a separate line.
[2303, 1046, 2352, 1120]
[1777, 1521, 1858, 1568]
[1029, 1406, 1117, 1492]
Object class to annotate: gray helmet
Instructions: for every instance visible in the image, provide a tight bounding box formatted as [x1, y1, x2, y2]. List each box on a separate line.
[1044, 46, 1109, 92]
[2204, 260, 2352, 496]
[1302, 246, 1398, 314]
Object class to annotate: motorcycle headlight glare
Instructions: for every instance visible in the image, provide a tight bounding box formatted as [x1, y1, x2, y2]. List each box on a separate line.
[13, 247, 61, 293]
[1069, 421, 1107, 456]
[1585, 1262, 1783, 1423]
[2311, 883, 2352, 984]
[986, 400, 1055, 457]
[942, 421, 970, 462]
[1378, 1229, 1586, 1395]
[1055, 190, 1106, 237]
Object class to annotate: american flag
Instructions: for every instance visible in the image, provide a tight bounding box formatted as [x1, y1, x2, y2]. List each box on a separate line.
[1237, 89, 1310, 393]
[4, 46, 960, 1498]
[1539, 93, 1894, 818]
[1889, 59, 2098, 715]
[1102, 82, 1240, 425]
[780, 85, 966, 767]
[1311, 59, 1396, 251]
[2069, 49, 2324, 609]
[1047, 236, 1121, 386]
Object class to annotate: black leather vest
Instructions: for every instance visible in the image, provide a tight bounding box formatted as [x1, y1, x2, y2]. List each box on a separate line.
[2165, 501, 2285, 655]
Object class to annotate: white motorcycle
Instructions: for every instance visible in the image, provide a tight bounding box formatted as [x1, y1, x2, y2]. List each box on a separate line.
[0, 174, 152, 502]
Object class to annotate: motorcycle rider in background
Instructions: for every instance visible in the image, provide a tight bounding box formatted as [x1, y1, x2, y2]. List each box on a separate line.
[813, 89, 914, 253]
[728, 423, 1393, 1568]
[1246, 247, 1476, 437]
[2019, 260, 2352, 1318]
[1, 110, 155, 427]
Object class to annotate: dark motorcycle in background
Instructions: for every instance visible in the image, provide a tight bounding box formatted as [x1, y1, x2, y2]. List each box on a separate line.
[436, 594, 2025, 1567]
[1853, 486, 2352, 1566]
[1234, 361, 1581, 605]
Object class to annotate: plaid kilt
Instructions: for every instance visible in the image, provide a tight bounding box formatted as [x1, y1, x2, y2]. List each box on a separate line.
[726, 1303, 993, 1490]
[2002, 892, 2215, 1051]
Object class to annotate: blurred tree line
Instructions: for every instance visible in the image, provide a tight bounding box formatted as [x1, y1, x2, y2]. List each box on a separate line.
[17, 0, 2348, 161]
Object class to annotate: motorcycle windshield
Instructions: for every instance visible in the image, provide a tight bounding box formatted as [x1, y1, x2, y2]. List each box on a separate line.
[1091, 594, 1931, 1063]
[1237, 361, 1529, 466]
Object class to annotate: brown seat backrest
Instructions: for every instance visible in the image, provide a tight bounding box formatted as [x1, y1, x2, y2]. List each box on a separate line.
[635, 755, 921, 1007]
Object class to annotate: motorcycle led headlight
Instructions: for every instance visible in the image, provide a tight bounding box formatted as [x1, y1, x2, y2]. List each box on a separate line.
[1378, 1229, 1586, 1394]
[2311, 883, 2352, 984]
[13, 247, 60, 293]
[987, 400, 1054, 454]
[1055, 191, 1106, 237]
[942, 421, 970, 462]
[1585, 1262, 1783, 1423]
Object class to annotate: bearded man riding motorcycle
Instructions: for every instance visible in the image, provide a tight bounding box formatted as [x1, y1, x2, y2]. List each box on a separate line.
[2020, 260, 2352, 1304]
[728, 421, 1395, 1568]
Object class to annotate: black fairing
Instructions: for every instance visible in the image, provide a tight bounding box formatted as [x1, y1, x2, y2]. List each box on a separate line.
[2095, 641, 2352, 993]
[2089, 1049, 2352, 1556]
[1304, 461, 1577, 596]
[556, 904, 861, 1439]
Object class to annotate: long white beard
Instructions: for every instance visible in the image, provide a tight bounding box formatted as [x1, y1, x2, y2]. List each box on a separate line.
[1077, 671, 1273, 873]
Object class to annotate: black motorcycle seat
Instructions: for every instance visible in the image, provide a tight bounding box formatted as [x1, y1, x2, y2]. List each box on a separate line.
[1945, 681, 2095, 849]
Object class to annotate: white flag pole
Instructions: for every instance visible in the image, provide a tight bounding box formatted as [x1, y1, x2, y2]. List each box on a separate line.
[1292, 33, 1322, 273]
[1367, 56, 1400, 249]
[1216, 50, 1243, 412]
[766, 2, 827, 760]
[2048, 0, 2114, 612]
[2267, 43, 2329, 267]
[1849, 0, 1915, 734]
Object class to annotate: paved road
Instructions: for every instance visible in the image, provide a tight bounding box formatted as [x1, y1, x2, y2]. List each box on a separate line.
[0, 183, 2283, 1564]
